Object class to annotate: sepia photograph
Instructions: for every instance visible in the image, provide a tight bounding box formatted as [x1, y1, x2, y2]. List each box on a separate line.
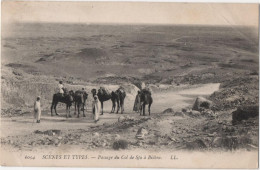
[1, 1, 259, 168]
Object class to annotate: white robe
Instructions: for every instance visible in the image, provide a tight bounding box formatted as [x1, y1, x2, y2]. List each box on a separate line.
[34, 101, 41, 121]
[58, 84, 64, 94]
[141, 82, 146, 90]
[92, 98, 100, 121]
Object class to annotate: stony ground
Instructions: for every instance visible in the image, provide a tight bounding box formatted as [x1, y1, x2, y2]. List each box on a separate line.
[1, 106, 258, 152]
[1, 68, 258, 153]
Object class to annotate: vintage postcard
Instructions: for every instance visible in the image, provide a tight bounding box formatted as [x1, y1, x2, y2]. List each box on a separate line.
[1, 1, 259, 168]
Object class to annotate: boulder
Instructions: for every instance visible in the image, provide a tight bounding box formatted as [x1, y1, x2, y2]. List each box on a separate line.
[201, 109, 216, 117]
[174, 111, 185, 117]
[211, 137, 222, 147]
[125, 115, 134, 121]
[136, 127, 148, 139]
[189, 110, 201, 117]
[118, 116, 126, 122]
[192, 97, 212, 111]
[163, 108, 174, 114]
[112, 139, 128, 150]
[118, 115, 134, 122]
[232, 105, 259, 124]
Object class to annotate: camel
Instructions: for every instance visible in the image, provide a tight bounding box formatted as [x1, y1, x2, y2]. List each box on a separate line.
[140, 89, 153, 116]
[74, 90, 88, 118]
[112, 88, 126, 114]
[91, 87, 126, 115]
[50, 89, 74, 118]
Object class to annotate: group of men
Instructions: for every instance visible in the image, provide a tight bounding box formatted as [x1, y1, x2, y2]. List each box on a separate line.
[33, 81, 101, 124]
[34, 81, 151, 123]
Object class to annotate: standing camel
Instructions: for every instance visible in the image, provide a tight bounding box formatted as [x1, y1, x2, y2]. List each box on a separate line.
[50, 90, 74, 118]
[114, 88, 126, 114]
[91, 87, 126, 115]
[140, 89, 153, 116]
[74, 90, 88, 118]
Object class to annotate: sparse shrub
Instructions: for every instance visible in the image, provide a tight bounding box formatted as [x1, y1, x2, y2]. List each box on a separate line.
[250, 71, 258, 75]
[12, 70, 23, 76]
[200, 102, 210, 109]
[182, 108, 187, 112]
[112, 139, 128, 150]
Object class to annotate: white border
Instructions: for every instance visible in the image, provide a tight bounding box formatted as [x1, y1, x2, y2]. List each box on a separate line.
[0, 0, 259, 170]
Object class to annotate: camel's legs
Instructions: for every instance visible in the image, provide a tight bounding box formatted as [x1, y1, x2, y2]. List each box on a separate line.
[116, 99, 120, 114]
[101, 102, 104, 115]
[120, 99, 124, 114]
[66, 105, 68, 118]
[139, 104, 142, 116]
[148, 103, 151, 116]
[68, 105, 71, 117]
[143, 103, 146, 116]
[51, 103, 54, 116]
[54, 103, 59, 116]
[74, 102, 77, 115]
[77, 103, 80, 118]
[111, 100, 115, 113]
[83, 104, 86, 117]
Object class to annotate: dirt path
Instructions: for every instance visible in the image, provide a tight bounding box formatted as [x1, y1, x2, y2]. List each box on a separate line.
[1, 83, 225, 154]
[1, 111, 139, 138]
[153, 83, 220, 112]
[1, 83, 220, 137]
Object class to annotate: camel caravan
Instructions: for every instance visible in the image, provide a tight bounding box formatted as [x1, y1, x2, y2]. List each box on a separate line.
[49, 81, 153, 122]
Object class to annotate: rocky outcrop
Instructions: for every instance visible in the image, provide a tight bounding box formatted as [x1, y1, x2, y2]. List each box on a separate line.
[232, 105, 259, 124]
[209, 76, 259, 111]
[118, 115, 135, 122]
[162, 108, 185, 117]
[192, 97, 212, 111]
[1, 67, 140, 114]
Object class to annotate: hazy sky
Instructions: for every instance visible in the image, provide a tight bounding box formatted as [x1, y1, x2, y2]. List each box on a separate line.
[2, 2, 258, 27]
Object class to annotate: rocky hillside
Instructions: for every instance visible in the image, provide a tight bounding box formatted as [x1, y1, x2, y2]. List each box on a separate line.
[209, 74, 259, 111]
[1, 66, 139, 115]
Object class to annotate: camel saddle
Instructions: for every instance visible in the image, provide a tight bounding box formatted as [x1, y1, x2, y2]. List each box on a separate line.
[98, 87, 111, 100]
[141, 88, 152, 95]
